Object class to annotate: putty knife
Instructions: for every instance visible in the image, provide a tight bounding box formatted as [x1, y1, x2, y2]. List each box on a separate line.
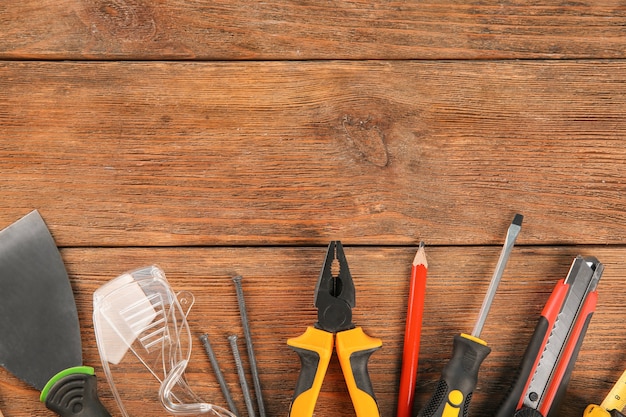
[0, 210, 111, 416]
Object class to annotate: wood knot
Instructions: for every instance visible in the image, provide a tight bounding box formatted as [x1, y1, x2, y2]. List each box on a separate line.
[79, 0, 157, 41]
[341, 115, 389, 168]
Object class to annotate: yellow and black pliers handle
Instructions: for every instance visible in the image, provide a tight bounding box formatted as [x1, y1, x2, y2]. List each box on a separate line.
[287, 241, 382, 417]
[288, 326, 382, 417]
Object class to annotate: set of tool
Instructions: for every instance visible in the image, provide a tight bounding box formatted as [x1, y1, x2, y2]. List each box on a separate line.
[0, 212, 253, 417]
[405, 215, 607, 417]
[0, 210, 619, 417]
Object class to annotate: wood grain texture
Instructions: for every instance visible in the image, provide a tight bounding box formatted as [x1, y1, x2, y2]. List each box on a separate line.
[0, 246, 621, 416]
[3, 1, 626, 416]
[2, 61, 626, 246]
[1, 1, 626, 60]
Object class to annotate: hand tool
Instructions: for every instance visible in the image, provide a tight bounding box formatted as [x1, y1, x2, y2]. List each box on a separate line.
[288, 240, 382, 417]
[585, 369, 626, 417]
[0, 210, 111, 416]
[416, 213, 523, 417]
[495, 255, 604, 417]
[397, 241, 428, 417]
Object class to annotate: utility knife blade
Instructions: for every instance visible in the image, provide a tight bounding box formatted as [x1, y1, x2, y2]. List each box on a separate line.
[495, 255, 603, 417]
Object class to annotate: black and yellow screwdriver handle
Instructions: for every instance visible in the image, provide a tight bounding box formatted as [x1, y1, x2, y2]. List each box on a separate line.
[287, 326, 334, 417]
[416, 333, 491, 417]
[336, 327, 382, 417]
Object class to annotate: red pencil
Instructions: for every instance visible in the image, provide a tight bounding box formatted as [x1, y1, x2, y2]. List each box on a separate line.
[397, 242, 428, 417]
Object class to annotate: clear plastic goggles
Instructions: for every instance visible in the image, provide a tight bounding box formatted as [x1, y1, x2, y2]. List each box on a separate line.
[93, 265, 236, 417]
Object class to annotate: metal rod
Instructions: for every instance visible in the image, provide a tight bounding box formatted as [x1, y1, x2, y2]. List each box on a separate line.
[232, 275, 266, 417]
[472, 213, 523, 338]
[228, 334, 256, 417]
[200, 333, 239, 416]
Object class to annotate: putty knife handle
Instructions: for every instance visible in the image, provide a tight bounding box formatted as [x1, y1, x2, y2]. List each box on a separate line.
[44, 372, 111, 417]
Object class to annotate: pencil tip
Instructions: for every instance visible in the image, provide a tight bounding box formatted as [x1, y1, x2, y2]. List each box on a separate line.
[413, 241, 427, 267]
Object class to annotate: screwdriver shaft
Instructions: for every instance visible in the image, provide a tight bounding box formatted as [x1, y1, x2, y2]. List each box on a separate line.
[472, 213, 523, 338]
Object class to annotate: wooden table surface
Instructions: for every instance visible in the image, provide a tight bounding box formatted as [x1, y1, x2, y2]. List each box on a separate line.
[3, 2, 626, 416]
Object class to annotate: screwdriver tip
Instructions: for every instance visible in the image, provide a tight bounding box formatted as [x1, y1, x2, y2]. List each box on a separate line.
[512, 213, 524, 227]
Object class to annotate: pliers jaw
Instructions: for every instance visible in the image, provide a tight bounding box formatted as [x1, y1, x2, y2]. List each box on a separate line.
[314, 241, 356, 333]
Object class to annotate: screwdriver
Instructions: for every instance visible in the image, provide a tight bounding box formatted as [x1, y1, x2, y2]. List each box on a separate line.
[585, 369, 626, 417]
[415, 213, 523, 417]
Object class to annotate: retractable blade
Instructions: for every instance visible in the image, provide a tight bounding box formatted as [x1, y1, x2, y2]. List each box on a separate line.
[495, 255, 604, 417]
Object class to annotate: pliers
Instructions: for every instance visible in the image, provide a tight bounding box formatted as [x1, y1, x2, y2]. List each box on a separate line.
[287, 241, 382, 417]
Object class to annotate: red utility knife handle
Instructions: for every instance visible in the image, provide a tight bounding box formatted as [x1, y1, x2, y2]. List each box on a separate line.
[495, 278, 598, 417]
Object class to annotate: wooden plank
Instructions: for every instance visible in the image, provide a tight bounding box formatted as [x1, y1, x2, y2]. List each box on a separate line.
[2, 61, 626, 246]
[1, 1, 626, 60]
[0, 245, 621, 416]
